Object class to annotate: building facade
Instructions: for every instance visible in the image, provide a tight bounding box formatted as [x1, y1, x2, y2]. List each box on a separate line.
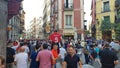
[115, 0, 120, 23]
[8, 15, 21, 41]
[7, 0, 25, 41]
[91, 0, 96, 40]
[30, 18, 37, 38]
[50, 0, 84, 40]
[29, 17, 43, 39]
[19, 3, 25, 39]
[95, 0, 115, 40]
[36, 17, 44, 39]
[43, 0, 51, 38]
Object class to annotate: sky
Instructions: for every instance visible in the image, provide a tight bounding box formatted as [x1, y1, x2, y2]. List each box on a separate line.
[23, 0, 44, 30]
[84, 0, 92, 29]
[23, 0, 92, 30]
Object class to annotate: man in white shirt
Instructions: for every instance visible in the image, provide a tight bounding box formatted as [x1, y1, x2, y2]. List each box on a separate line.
[14, 47, 28, 68]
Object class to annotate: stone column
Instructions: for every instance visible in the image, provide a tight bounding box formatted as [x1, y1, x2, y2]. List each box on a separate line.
[0, 0, 7, 57]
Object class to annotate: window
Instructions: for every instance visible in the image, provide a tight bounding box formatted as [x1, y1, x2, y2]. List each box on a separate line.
[104, 16, 110, 22]
[64, 0, 73, 8]
[103, 1, 110, 12]
[117, 9, 120, 18]
[66, 15, 72, 27]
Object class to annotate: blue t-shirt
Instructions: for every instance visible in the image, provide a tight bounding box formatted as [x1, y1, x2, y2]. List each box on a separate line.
[30, 50, 39, 68]
[94, 47, 100, 58]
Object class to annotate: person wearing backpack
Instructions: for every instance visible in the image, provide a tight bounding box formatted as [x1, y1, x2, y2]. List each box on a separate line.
[89, 45, 97, 65]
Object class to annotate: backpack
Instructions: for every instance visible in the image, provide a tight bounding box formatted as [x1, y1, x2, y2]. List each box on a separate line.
[90, 49, 97, 59]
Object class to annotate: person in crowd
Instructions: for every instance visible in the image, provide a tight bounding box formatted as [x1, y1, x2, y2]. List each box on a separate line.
[89, 44, 97, 65]
[76, 41, 85, 64]
[30, 45, 40, 68]
[14, 47, 28, 68]
[36, 43, 54, 68]
[62, 46, 82, 68]
[12, 41, 19, 53]
[49, 30, 62, 53]
[110, 40, 120, 54]
[51, 44, 61, 68]
[0, 56, 5, 68]
[83, 43, 90, 64]
[59, 44, 67, 66]
[6, 40, 15, 68]
[22, 42, 30, 55]
[99, 43, 119, 68]
[94, 44, 101, 67]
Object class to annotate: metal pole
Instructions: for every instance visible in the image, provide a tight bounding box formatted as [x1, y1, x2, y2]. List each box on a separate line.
[0, 0, 7, 57]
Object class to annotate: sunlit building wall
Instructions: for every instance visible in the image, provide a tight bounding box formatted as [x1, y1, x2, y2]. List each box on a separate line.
[96, 0, 115, 40]
[19, 2, 25, 39]
[36, 17, 44, 39]
[91, 0, 96, 40]
[29, 17, 44, 39]
[43, 0, 51, 38]
[30, 18, 36, 38]
[51, 0, 84, 40]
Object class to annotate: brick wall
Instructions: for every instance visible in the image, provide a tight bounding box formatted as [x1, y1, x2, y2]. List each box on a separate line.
[74, 0, 81, 33]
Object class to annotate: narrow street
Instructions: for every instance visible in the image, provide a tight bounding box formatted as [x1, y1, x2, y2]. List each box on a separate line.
[1, 0, 120, 68]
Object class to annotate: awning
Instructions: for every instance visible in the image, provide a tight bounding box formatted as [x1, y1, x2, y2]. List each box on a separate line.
[63, 29, 74, 36]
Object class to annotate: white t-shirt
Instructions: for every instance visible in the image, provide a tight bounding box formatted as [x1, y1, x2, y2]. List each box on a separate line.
[12, 46, 19, 53]
[111, 43, 120, 51]
[110, 41, 115, 47]
[15, 52, 28, 68]
[60, 47, 66, 59]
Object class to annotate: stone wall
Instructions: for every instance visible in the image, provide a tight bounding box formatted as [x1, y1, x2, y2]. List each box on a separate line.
[0, 0, 7, 57]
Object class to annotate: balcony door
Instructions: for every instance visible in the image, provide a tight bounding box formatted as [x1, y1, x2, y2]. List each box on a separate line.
[64, 0, 73, 8]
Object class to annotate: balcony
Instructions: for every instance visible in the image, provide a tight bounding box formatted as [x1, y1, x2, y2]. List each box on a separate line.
[115, 0, 120, 8]
[64, 3, 73, 11]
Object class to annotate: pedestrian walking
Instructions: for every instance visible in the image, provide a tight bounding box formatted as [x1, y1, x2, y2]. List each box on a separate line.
[6, 40, 15, 68]
[36, 43, 54, 68]
[59, 44, 66, 65]
[14, 47, 28, 68]
[51, 44, 61, 68]
[94, 44, 101, 67]
[62, 46, 82, 68]
[76, 42, 85, 64]
[30, 45, 40, 68]
[89, 45, 97, 65]
[83, 44, 90, 64]
[99, 43, 119, 68]
[22, 42, 30, 54]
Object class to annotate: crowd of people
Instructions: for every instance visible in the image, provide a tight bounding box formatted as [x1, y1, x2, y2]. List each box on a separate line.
[5, 31, 120, 68]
